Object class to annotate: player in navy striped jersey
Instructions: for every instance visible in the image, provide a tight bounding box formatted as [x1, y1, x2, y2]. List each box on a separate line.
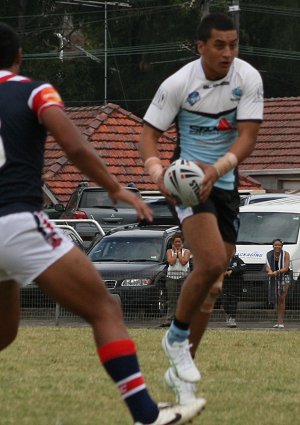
[0, 23, 205, 425]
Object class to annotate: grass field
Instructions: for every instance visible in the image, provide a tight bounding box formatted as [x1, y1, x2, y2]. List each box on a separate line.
[0, 326, 300, 425]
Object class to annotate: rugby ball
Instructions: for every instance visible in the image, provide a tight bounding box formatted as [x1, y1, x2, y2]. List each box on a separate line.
[163, 159, 204, 207]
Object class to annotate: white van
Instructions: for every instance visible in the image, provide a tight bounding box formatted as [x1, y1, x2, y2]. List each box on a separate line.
[239, 193, 300, 206]
[236, 198, 300, 308]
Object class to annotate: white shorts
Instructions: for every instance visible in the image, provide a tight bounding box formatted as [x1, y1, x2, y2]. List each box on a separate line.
[0, 211, 74, 287]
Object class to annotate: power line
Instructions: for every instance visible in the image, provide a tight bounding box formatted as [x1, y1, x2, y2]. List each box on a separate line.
[22, 41, 191, 60]
[239, 46, 300, 62]
[22, 42, 300, 63]
[241, 2, 300, 17]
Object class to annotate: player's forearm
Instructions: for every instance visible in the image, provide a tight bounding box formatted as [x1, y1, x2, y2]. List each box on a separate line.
[230, 122, 261, 163]
[139, 124, 161, 162]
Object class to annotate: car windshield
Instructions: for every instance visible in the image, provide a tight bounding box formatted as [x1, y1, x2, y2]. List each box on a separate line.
[80, 191, 135, 209]
[249, 196, 286, 204]
[147, 199, 173, 216]
[88, 236, 163, 262]
[237, 212, 300, 244]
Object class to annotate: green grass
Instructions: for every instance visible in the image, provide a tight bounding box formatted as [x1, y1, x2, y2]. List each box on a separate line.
[1, 326, 300, 425]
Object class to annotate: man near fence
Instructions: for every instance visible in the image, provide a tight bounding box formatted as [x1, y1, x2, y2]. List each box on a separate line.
[0, 23, 205, 425]
[222, 247, 246, 328]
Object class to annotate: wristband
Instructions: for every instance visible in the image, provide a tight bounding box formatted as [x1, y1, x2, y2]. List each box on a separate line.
[144, 156, 160, 168]
[144, 156, 163, 184]
[212, 152, 238, 177]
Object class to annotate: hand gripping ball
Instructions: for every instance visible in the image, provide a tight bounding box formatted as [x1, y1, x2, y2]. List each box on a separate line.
[163, 159, 204, 207]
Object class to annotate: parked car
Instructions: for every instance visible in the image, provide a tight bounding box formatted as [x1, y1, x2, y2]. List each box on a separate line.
[88, 224, 180, 317]
[44, 203, 65, 219]
[20, 225, 86, 308]
[237, 199, 300, 309]
[60, 182, 142, 247]
[239, 193, 300, 206]
[56, 225, 86, 251]
[143, 195, 178, 227]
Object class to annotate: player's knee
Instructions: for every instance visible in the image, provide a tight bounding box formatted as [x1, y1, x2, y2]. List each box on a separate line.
[200, 281, 223, 313]
[108, 294, 123, 317]
[211, 258, 228, 280]
[210, 280, 223, 296]
[88, 293, 123, 325]
[193, 259, 226, 284]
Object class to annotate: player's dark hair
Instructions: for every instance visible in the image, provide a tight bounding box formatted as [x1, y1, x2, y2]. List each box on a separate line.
[196, 13, 236, 42]
[0, 23, 20, 68]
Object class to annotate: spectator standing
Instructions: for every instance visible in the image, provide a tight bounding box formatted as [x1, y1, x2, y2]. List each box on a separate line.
[0, 23, 205, 425]
[162, 233, 190, 327]
[265, 239, 291, 329]
[222, 247, 246, 328]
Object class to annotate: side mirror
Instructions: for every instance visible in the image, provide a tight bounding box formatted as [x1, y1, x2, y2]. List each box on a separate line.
[54, 204, 65, 212]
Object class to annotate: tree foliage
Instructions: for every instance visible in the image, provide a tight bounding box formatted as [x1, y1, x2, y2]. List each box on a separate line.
[1, 1, 300, 117]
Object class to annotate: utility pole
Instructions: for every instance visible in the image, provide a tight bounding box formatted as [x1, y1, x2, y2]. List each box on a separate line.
[228, 0, 240, 35]
[104, 2, 108, 105]
[55, 33, 64, 61]
[56, 0, 131, 104]
[189, 0, 210, 16]
[201, 0, 210, 17]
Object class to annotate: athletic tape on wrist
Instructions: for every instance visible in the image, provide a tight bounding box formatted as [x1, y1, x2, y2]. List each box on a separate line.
[213, 152, 238, 177]
[144, 156, 160, 168]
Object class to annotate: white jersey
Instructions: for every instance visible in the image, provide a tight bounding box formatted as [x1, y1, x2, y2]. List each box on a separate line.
[167, 248, 190, 278]
[144, 57, 264, 190]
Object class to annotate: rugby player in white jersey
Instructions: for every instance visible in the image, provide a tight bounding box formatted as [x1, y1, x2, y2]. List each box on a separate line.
[139, 12, 263, 405]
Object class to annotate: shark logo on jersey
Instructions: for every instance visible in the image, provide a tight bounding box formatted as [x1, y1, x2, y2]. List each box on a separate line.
[231, 87, 242, 101]
[186, 91, 200, 106]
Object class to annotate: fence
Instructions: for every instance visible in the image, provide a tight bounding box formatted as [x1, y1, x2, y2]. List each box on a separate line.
[20, 271, 300, 325]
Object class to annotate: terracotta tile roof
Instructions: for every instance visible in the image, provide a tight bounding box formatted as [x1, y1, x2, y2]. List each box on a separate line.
[44, 102, 265, 205]
[240, 97, 300, 172]
[238, 173, 263, 190]
[44, 103, 177, 204]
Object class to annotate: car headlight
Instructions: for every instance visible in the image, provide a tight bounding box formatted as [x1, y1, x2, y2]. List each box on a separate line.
[121, 278, 152, 287]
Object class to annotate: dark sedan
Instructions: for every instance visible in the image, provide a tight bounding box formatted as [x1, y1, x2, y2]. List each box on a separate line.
[88, 225, 180, 317]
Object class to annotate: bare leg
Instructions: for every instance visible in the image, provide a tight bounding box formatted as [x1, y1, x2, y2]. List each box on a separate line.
[188, 242, 234, 359]
[6, 247, 206, 423]
[0, 280, 20, 351]
[189, 311, 211, 358]
[175, 213, 228, 324]
[277, 285, 289, 325]
[36, 247, 161, 423]
[36, 246, 128, 346]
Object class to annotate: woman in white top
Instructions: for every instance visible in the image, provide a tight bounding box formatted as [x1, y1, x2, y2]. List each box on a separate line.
[162, 232, 191, 326]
